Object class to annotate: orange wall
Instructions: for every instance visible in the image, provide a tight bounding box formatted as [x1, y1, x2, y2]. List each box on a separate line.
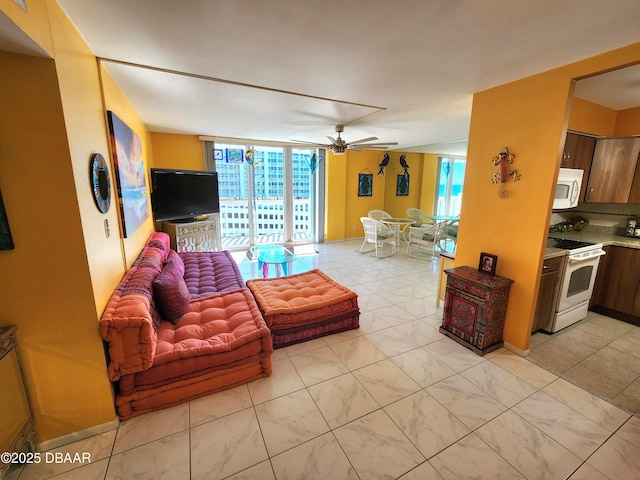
[567, 97, 616, 136]
[150, 133, 205, 170]
[459, 42, 640, 353]
[614, 106, 640, 136]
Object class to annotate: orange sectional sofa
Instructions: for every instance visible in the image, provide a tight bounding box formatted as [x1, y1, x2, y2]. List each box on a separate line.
[99, 232, 272, 420]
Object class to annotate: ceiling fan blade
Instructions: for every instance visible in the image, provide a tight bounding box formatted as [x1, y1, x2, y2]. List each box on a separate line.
[327, 136, 340, 146]
[350, 142, 398, 148]
[290, 139, 330, 147]
[347, 137, 378, 145]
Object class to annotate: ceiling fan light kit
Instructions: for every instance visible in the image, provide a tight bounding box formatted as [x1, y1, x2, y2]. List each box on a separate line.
[291, 124, 397, 155]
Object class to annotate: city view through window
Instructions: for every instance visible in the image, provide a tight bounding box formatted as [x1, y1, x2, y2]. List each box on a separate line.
[214, 144, 321, 248]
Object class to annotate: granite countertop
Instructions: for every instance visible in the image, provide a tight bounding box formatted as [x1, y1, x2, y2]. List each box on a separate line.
[445, 228, 640, 261]
[548, 228, 640, 250]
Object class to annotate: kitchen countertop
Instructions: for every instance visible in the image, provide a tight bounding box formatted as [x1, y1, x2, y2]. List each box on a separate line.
[548, 230, 640, 248]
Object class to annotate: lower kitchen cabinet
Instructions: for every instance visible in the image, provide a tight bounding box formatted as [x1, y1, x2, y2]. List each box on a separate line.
[591, 245, 640, 322]
[440, 266, 514, 355]
[532, 256, 565, 333]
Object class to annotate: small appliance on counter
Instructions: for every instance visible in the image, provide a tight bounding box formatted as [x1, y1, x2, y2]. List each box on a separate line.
[626, 218, 640, 237]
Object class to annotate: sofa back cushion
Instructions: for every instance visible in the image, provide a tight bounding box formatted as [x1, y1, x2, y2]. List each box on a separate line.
[153, 261, 190, 322]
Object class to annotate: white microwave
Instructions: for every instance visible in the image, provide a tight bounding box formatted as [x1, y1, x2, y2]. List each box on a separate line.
[553, 168, 584, 209]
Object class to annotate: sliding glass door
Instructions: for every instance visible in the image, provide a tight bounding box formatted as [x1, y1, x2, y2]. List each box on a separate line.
[214, 143, 320, 249]
[435, 157, 466, 217]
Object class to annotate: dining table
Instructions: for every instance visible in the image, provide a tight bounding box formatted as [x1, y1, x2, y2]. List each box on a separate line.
[380, 217, 417, 250]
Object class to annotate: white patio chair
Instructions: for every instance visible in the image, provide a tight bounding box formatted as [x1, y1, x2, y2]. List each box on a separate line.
[439, 220, 459, 252]
[359, 217, 397, 258]
[405, 208, 433, 227]
[367, 209, 392, 221]
[406, 222, 445, 259]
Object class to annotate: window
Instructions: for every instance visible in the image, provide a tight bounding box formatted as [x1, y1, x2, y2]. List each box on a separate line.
[435, 157, 466, 217]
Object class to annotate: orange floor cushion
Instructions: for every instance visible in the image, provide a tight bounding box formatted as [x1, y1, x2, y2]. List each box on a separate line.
[246, 269, 359, 348]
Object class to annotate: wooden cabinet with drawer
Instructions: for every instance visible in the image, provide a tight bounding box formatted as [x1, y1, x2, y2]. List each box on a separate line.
[440, 266, 514, 355]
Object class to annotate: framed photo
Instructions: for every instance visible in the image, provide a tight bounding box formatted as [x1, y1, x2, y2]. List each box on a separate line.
[226, 148, 244, 163]
[396, 174, 409, 196]
[478, 252, 498, 276]
[213, 149, 223, 161]
[358, 173, 373, 197]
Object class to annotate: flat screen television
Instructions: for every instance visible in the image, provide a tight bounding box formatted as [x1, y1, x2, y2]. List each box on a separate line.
[150, 168, 220, 222]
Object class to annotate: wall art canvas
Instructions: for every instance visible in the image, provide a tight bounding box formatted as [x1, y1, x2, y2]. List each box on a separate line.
[358, 173, 373, 197]
[396, 174, 409, 196]
[107, 111, 149, 237]
[0, 188, 14, 250]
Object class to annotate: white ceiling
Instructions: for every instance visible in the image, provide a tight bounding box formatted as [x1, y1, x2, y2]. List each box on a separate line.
[21, 2, 640, 155]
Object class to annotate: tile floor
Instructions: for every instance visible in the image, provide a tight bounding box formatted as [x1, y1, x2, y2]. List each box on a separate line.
[530, 312, 640, 416]
[8, 239, 640, 480]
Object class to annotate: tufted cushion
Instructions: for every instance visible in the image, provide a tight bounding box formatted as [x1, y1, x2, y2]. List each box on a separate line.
[152, 289, 271, 367]
[246, 269, 359, 330]
[153, 261, 190, 322]
[181, 251, 245, 299]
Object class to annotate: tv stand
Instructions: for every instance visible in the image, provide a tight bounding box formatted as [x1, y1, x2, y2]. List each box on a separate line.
[158, 214, 221, 252]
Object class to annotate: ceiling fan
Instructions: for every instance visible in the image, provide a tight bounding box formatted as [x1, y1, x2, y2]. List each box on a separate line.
[291, 125, 398, 154]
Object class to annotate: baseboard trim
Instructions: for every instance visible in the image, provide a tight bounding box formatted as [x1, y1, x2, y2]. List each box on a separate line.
[37, 419, 119, 452]
[503, 341, 530, 358]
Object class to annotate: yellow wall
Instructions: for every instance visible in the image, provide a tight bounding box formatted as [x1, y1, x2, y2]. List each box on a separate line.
[419, 153, 439, 215]
[0, 0, 53, 56]
[383, 152, 424, 218]
[150, 133, 205, 170]
[458, 42, 640, 353]
[0, 49, 115, 442]
[100, 66, 156, 268]
[0, 0, 160, 443]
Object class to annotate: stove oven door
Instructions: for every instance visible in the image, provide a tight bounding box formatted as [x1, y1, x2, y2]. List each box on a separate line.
[557, 253, 603, 312]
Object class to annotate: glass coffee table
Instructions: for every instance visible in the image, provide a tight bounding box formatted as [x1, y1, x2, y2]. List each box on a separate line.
[248, 245, 297, 278]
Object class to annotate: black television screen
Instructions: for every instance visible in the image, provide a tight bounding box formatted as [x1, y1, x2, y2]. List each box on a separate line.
[150, 168, 220, 221]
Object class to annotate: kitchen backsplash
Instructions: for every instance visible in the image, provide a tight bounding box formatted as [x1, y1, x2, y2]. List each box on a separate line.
[551, 202, 640, 235]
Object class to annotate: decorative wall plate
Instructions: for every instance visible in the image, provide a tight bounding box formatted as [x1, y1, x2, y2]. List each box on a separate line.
[90, 153, 111, 213]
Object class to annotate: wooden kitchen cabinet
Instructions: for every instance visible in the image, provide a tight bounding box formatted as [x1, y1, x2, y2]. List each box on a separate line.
[561, 132, 596, 202]
[585, 137, 640, 203]
[440, 266, 514, 355]
[591, 245, 640, 320]
[532, 256, 565, 332]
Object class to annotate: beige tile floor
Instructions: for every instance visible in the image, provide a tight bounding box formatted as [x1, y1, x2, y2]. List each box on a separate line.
[530, 312, 640, 416]
[8, 239, 640, 479]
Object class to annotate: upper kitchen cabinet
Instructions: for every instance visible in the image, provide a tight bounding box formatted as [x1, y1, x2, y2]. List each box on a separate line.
[561, 132, 596, 201]
[585, 137, 640, 203]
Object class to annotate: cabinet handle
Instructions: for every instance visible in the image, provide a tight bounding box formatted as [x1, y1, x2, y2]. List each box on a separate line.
[586, 187, 593, 201]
